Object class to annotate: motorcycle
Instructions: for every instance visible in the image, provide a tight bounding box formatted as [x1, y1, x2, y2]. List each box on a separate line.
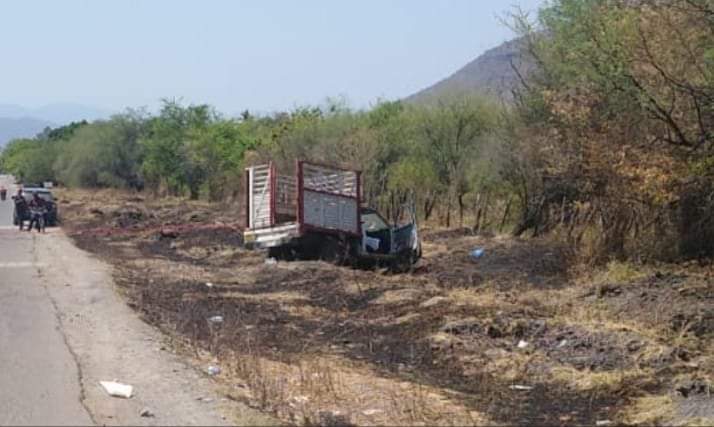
[28, 206, 48, 233]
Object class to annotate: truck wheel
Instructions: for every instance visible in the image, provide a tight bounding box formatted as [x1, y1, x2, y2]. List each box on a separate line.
[390, 251, 417, 273]
[268, 246, 281, 259]
[318, 236, 349, 265]
[268, 246, 296, 261]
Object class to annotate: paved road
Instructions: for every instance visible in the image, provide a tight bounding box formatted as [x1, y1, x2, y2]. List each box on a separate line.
[0, 176, 92, 425]
[0, 176, 273, 426]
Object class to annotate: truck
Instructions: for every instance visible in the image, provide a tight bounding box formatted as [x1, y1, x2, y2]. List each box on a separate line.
[243, 161, 421, 268]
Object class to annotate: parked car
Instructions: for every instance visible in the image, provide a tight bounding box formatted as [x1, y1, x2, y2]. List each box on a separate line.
[243, 161, 421, 268]
[13, 187, 59, 226]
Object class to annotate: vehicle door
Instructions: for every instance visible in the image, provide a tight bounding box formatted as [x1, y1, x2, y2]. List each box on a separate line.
[390, 204, 420, 256]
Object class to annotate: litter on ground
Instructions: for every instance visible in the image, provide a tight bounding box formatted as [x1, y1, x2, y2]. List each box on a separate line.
[99, 380, 133, 398]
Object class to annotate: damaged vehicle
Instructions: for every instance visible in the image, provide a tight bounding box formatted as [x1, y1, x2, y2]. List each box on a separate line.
[243, 161, 421, 268]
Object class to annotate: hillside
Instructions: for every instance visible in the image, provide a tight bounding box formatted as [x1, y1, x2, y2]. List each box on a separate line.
[0, 117, 55, 148]
[0, 103, 113, 125]
[406, 38, 533, 103]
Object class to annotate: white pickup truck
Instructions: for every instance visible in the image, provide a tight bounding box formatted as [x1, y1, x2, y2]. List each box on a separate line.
[243, 161, 421, 267]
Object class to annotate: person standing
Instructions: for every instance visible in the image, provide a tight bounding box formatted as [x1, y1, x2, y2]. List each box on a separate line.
[12, 189, 28, 231]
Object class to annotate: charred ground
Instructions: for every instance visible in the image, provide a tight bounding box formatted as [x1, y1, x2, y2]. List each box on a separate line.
[59, 188, 714, 426]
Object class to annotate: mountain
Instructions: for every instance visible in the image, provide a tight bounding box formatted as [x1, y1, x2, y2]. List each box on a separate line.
[0, 103, 115, 148]
[0, 103, 114, 125]
[0, 117, 55, 148]
[406, 38, 534, 104]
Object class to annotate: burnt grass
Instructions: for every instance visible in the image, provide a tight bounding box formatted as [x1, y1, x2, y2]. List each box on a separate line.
[58, 191, 714, 425]
[115, 271, 623, 425]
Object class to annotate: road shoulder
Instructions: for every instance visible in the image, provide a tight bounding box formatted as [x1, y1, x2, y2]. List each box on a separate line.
[34, 229, 275, 426]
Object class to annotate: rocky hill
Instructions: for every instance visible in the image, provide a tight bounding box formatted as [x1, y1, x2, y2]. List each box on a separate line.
[407, 38, 533, 103]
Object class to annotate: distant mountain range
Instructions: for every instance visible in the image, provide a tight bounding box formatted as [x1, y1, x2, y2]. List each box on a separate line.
[0, 117, 55, 148]
[0, 103, 114, 125]
[2, 38, 531, 147]
[406, 38, 534, 104]
[0, 103, 114, 148]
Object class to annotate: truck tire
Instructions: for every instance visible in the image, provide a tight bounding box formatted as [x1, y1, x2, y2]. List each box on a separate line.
[317, 235, 354, 265]
[390, 249, 419, 273]
[268, 245, 296, 261]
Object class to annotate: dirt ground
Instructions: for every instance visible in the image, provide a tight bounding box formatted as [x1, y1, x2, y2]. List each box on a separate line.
[57, 188, 714, 426]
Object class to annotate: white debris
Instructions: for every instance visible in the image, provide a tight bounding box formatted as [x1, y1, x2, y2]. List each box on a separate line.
[509, 385, 534, 391]
[265, 258, 277, 265]
[596, 421, 612, 426]
[99, 381, 133, 398]
[420, 296, 448, 308]
[205, 282, 214, 288]
[208, 315, 224, 324]
[517, 340, 529, 349]
[365, 236, 381, 251]
[290, 395, 309, 404]
[362, 409, 383, 416]
[558, 339, 568, 348]
[207, 365, 221, 376]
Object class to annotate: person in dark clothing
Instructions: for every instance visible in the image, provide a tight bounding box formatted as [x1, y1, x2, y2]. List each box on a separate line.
[12, 189, 28, 231]
[27, 192, 48, 233]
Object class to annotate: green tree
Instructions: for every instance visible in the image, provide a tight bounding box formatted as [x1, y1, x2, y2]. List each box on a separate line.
[414, 95, 499, 227]
[140, 100, 215, 198]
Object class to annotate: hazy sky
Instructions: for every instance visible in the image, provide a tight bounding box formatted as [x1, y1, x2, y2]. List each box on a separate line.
[0, 0, 542, 114]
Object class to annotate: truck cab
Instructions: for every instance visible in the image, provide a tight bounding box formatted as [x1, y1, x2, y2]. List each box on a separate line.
[360, 207, 421, 263]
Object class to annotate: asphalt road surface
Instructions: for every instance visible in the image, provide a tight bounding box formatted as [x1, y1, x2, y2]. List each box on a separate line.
[0, 177, 90, 425]
[0, 176, 272, 426]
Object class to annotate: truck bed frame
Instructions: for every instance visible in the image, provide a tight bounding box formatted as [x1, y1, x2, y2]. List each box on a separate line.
[244, 161, 362, 249]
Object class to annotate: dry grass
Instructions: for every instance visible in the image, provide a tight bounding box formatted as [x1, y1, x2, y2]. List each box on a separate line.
[444, 286, 509, 310]
[556, 297, 663, 341]
[621, 394, 675, 425]
[219, 290, 307, 303]
[482, 351, 543, 383]
[372, 288, 425, 305]
[676, 417, 714, 426]
[220, 350, 490, 426]
[594, 260, 650, 285]
[550, 365, 650, 395]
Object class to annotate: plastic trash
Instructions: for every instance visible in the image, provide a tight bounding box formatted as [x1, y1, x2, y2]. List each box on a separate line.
[517, 340, 529, 349]
[509, 385, 533, 391]
[100, 381, 133, 398]
[470, 248, 485, 259]
[596, 421, 612, 426]
[265, 258, 277, 265]
[207, 365, 221, 376]
[208, 315, 224, 324]
[205, 282, 214, 288]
